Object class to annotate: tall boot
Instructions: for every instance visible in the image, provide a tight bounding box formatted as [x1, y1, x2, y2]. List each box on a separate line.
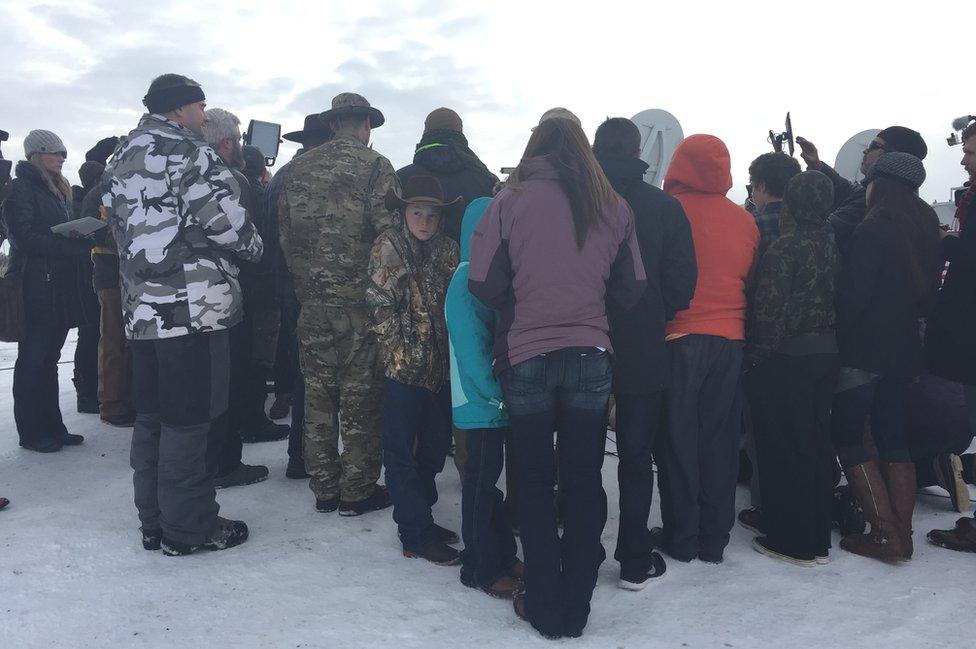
[882, 462, 916, 560]
[840, 460, 905, 562]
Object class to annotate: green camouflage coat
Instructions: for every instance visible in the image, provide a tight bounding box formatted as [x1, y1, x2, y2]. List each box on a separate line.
[746, 171, 839, 364]
[366, 216, 459, 391]
[278, 132, 398, 307]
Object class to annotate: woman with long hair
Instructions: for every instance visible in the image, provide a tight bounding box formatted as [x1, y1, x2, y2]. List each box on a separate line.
[832, 152, 942, 561]
[2, 130, 94, 452]
[468, 116, 646, 639]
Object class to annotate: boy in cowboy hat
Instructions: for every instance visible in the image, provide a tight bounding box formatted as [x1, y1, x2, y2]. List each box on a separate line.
[366, 175, 461, 566]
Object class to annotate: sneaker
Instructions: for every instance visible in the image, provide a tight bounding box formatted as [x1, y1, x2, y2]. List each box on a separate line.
[101, 411, 136, 428]
[737, 508, 765, 535]
[268, 394, 291, 420]
[752, 536, 815, 567]
[338, 485, 392, 517]
[142, 527, 162, 551]
[403, 540, 461, 566]
[60, 432, 85, 446]
[240, 421, 290, 444]
[161, 517, 249, 556]
[619, 551, 667, 591]
[933, 453, 971, 513]
[316, 497, 339, 513]
[286, 460, 311, 480]
[214, 463, 269, 489]
[434, 523, 459, 545]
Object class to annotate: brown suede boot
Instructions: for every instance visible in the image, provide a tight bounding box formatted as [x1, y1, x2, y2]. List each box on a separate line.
[882, 462, 916, 560]
[840, 461, 905, 562]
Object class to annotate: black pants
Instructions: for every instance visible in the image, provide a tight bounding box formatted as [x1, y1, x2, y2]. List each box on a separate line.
[500, 347, 610, 639]
[832, 375, 911, 468]
[130, 330, 228, 545]
[13, 319, 70, 447]
[747, 353, 839, 559]
[613, 391, 665, 574]
[214, 323, 249, 476]
[74, 321, 99, 402]
[662, 335, 743, 562]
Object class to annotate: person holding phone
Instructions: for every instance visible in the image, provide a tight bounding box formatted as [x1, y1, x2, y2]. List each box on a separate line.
[2, 130, 95, 452]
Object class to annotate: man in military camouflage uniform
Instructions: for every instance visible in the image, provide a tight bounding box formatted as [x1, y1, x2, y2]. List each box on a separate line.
[278, 93, 397, 515]
[105, 73, 263, 555]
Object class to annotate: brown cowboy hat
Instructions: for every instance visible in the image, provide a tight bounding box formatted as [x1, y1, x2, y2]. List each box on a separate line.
[283, 114, 334, 144]
[384, 175, 463, 220]
[319, 92, 385, 129]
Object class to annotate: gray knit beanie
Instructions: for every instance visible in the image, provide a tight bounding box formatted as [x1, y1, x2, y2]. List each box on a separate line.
[864, 152, 926, 190]
[24, 130, 67, 158]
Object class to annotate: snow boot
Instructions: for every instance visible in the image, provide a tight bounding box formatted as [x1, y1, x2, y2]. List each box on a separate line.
[433, 523, 459, 545]
[286, 459, 311, 480]
[161, 517, 249, 556]
[240, 420, 290, 443]
[927, 516, 976, 553]
[315, 497, 340, 513]
[214, 463, 269, 489]
[403, 540, 460, 566]
[881, 461, 916, 560]
[142, 528, 162, 551]
[832, 484, 867, 536]
[338, 485, 392, 517]
[840, 461, 904, 562]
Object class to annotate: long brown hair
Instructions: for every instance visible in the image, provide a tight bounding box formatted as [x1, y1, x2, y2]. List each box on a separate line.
[29, 154, 72, 203]
[865, 177, 940, 300]
[512, 118, 621, 248]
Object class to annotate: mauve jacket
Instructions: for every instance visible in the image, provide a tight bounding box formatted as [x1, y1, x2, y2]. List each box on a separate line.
[468, 156, 646, 374]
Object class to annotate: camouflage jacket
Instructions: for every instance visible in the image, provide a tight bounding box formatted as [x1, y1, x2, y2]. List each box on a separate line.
[366, 219, 459, 391]
[746, 173, 839, 364]
[105, 114, 263, 340]
[278, 132, 398, 307]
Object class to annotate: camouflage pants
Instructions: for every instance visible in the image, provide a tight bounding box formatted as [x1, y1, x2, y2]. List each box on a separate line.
[298, 304, 384, 502]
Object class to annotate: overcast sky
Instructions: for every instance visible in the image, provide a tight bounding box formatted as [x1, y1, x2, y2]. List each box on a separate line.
[1, 0, 970, 203]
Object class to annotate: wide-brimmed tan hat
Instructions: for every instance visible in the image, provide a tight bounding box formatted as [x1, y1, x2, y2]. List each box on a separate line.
[319, 92, 385, 128]
[384, 175, 462, 221]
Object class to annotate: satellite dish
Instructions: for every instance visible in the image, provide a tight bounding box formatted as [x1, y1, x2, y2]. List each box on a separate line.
[631, 109, 683, 187]
[834, 129, 881, 184]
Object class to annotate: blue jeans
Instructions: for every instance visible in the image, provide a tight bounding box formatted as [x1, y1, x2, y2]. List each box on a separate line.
[460, 427, 518, 588]
[382, 379, 453, 552]
[832, 374, 911, 468]
[500, 347, 610, 639]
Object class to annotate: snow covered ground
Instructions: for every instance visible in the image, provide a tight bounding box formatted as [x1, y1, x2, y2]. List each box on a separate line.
[0, 335, 973, 649]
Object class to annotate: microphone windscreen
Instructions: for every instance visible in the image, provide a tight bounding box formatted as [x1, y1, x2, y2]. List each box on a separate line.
[952, 116, 974, 131]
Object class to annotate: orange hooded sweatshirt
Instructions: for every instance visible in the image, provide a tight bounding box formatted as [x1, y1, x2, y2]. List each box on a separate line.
[663, 135, 758, 341]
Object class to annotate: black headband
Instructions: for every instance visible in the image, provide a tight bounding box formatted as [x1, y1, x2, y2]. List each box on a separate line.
[143, 84, 206, 114]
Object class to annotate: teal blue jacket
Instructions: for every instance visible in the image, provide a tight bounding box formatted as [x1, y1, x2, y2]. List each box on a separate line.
[445, 197, 508, 429]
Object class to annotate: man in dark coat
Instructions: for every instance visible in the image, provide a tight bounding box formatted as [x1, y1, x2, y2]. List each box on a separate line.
[396, 108, 498, 244]
[796, 126, 929, 254]
[596, 117, 697, 589]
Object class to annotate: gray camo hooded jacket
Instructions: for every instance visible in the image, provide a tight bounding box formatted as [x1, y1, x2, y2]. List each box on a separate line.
[104, 114, 263, 340]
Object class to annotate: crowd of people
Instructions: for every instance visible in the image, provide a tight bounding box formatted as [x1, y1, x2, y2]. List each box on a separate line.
[1, 72, 976, 640]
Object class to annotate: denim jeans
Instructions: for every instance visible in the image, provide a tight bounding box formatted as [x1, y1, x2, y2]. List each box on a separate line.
[460, 427, 518, 588]
[382, 379, 453, 552]
[832, 374, 912, 468]
[500, 347, 610, 639]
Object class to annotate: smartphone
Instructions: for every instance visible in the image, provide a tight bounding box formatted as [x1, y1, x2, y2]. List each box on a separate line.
[244, 120, 281, 166]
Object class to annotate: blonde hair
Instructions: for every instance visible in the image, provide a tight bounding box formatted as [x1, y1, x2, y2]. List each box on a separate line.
[29, 154, 72, 203]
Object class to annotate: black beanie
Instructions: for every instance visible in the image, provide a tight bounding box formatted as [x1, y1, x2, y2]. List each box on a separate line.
[877, 126, 928, 160]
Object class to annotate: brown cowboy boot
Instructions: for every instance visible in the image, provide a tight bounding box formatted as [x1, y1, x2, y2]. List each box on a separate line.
[881, 462, 916, 560]
[840, 461, 905, 562]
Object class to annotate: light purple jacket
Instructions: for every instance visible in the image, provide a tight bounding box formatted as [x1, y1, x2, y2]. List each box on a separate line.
[468, 156, 646, 373]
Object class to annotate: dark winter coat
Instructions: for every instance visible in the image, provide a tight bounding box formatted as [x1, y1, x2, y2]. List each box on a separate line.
[79, 178, 120, 292]
[746, 171, 839, 366]
[836, 202, 941, 377]
[234, 168, 278, 311]
[925, 193, 976, 384]
[397, 133, 498, 243]
[1, 161, 97, 328]
[819, 163, 866, 255]
[599, 154, 696, 394]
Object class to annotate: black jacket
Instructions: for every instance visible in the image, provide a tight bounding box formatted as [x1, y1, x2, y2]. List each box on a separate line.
[397, 144, 498, 243]
[1, 161, 96, 328]
[925, 194, 976, 384]
[820, 163, 867, 255]
[233, 169, 279, 311]
[836, 208, 940, 377]
[600, 154, 697, 393]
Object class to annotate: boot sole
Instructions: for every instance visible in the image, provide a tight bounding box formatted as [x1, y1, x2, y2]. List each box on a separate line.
[402, 550, 460, 566]
[926, 533, 976, 553]
[215, 473, 269, 490]
[839, 537, 905, 563]
[752, 537, 816, 567]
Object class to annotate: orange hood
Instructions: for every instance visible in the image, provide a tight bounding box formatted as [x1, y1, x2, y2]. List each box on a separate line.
[663, 134, 733, 196]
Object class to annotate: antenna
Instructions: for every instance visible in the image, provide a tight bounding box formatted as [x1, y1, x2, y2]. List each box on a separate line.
[834, 129, 882, 184]
[631, 109, 683, 187]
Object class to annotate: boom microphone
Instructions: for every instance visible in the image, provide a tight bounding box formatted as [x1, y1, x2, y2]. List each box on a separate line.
[952, 116, 975, 131]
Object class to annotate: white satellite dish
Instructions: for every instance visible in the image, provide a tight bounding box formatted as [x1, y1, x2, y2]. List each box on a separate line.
[631, 109, 683, 187]
[834, 129, 881, 184]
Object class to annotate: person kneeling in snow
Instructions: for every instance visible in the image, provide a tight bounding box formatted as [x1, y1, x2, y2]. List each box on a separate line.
[366, 176, 461, 565]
